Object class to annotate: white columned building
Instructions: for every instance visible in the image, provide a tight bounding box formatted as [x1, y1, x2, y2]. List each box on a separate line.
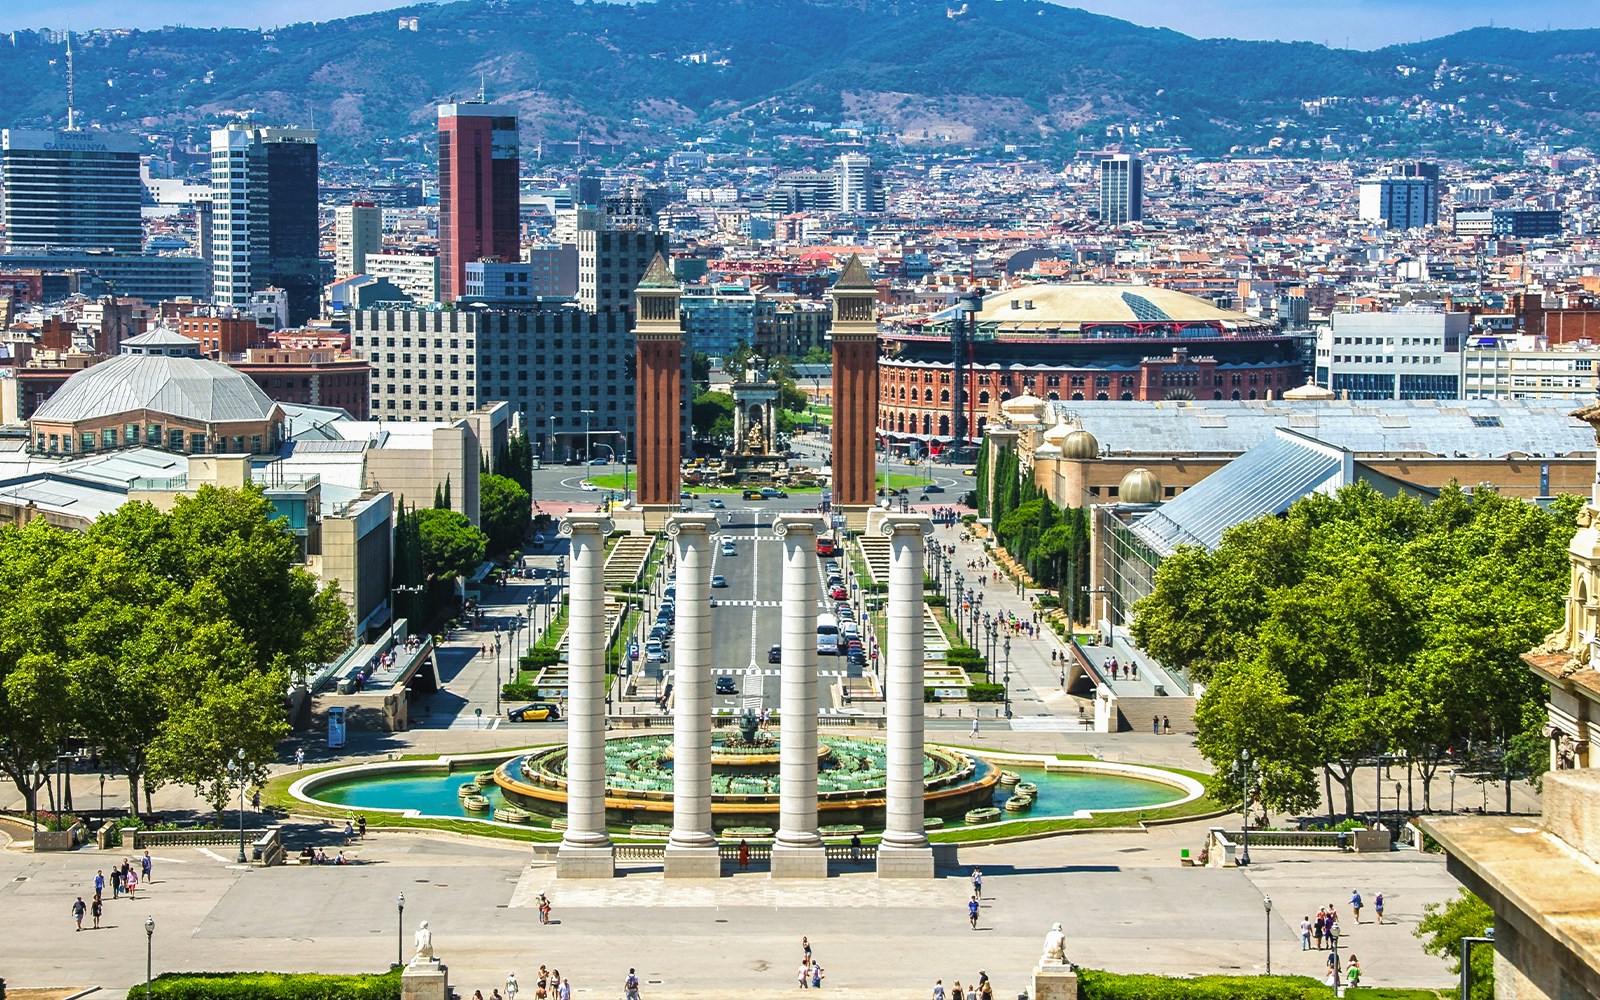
[771, 513, 830, 878]
[557, 513, 616, 878]
[876, 514, 937, 878]
[664, 513, 723, 877]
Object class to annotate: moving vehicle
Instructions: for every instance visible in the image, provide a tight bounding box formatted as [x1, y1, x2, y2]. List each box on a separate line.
[507, 702, 562, 723]
[715, 676, 737, 695]
[708, 498, 726, 509]
[580, 481, 599, 492]
[645, 639, 668, 662]
[589, 457, 610, 465]
[923, 484, 945, 494]
[816, 614, 841, 655]
[711, 574, 727, 588]
[721, 540, 737, 556]
[742, 489, 765, 500]
[760, 487, 788, 499]
[815, 536, 837, 556]
[768, 644, 782, 664]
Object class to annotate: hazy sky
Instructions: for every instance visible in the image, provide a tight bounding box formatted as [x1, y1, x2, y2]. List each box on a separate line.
[1, 0, 1595, 49]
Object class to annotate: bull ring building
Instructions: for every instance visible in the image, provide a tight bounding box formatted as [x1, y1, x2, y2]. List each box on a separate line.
[876, 284, 1305, 446]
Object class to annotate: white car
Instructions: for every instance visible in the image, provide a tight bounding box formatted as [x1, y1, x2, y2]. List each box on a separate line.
[580, 481, 599, 492]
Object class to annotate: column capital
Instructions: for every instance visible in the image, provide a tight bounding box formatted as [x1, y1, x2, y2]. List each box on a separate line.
[772, 513, 829, 539]
[666, 512, 721, 538]
[880, 513, 935, 540]
[561, 513, 615, 539]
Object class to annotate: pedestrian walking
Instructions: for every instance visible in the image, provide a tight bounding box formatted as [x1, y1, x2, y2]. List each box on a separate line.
[802, 937, 812, 962]
[537, 893, 551, 925]
[1162, 715, 1171, 734]
[1346, 956, 1362, 988]
[505, 972, 519, 1000]
[624, 969, 641, 1000]
[811, 963, 824, 989]
[72, 895, 86, 931]
[1328, 917, 1341, 950]
[142, 850, 153, 882]
[1350, 889, 1364, 923]
[1326, 952, 1342, 988]
[951, 981, 965, 1000]
[968, 894, 980, 930]
[358, 815, 368, 839]
[933, 979, 945, 1000]
[125, 867, 138, 899]
[1313, 909, 1325, 950]
[1152, 715, 1160, 734]
[971, 868, 983, 896]
[798, 960, 811, 989]
[94, 870, 105, 897]
[90, 893, 102, 929]
[294, 747, 305, 768]
[970, 717, 980, 738]
[738, 839, 750, 870]
[1300, 916, 1312, 951]
[1374, 892, 1385, 924]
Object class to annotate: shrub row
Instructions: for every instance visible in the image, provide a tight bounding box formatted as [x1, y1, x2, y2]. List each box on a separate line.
[1078, 971, 1331, 1000]
[967, 683, 1005, 703]
[144, 969, 401, 1000]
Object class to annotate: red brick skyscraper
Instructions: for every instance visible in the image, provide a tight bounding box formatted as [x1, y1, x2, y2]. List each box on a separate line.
[633, 254, 683, 528]
[830, 255, 879, 529]
[437, 102, 519, 302]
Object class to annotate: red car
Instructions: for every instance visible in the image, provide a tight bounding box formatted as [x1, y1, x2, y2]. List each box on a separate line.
[829, 584, 848, 600]
[815, 537, 837, 556]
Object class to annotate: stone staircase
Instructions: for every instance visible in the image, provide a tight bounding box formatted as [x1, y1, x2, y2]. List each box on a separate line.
[604, 534, 656, 590]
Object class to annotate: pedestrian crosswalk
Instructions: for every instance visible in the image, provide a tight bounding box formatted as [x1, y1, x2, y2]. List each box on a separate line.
[708, 599, 781, 608]
[698, 667, 853, 679]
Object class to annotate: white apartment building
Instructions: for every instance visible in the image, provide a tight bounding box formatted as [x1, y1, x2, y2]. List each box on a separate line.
[335, 202, 382, 277]
[1315, 309, 1469, 400]
[1462, 335, 1600, 403]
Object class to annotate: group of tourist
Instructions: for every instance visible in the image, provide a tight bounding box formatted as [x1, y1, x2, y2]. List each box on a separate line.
[797, 936, 825, 988]
[70, 853, 153, 931]
[480, 964, 571, 1000]
[1297, 890, 1386, 988]
[930, 970, 995, 1000]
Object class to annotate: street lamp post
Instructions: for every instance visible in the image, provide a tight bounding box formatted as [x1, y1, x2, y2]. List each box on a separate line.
[581, 408, 595, 463]
[145, 915, 155, 999]
[234, 748, 247, 863]
[1238, 749, 1253, 867]
[495, 633, 503, 715]
[1003, 637, 1012, 718]
[1263, 895, 1273, 974]
[30, 762, 40, 839]
[397, 893, 405, 967]
[100, 772, 106, 816]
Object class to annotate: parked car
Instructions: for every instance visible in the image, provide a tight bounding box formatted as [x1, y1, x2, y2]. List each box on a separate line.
[715, 676, 737, 695]
[768, 644, 782, 664]
[829, 584, 848, 600]
[507, 703, 562, 723]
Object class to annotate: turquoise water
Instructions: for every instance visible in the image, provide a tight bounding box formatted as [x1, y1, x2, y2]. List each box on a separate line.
[307, 758, 1184, 826]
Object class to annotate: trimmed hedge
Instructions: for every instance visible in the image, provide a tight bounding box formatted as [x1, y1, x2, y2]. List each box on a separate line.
[967, 683, 1005, 702]
[502, 682, 539, 701]
[520, 648, 559, 669]
[143, 969, 401, 1000]
[1078, 971, 1331, 1000]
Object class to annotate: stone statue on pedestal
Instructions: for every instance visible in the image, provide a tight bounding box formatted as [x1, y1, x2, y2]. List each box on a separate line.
[412, 920, 435, 963]
[1041, 921, 1067, 966]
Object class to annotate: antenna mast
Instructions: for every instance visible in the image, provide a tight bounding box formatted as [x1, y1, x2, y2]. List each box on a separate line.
[65, 31, 77, 131]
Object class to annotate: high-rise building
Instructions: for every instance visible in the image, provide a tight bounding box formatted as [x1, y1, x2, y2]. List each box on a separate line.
[834, 153, 884, 213]
[1357, 177, 1437, 230]
[1098, 154, 1143, 225]
[577, 192, 667, 316]
[437, 102, 520, 302]
[1, 128, 143, 252]
[209, 125, 321, 325]
[1392, 161, 1440, 222]
[335, 201, 382, 277]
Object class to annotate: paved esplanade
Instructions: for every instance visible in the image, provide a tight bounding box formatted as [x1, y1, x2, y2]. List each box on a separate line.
[771, 513, 829, 878]
[665, 513, 722, 877]
[556, 513, 615, 878]
[877, 513, 937, 878]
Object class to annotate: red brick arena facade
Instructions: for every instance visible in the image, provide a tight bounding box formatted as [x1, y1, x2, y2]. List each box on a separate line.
[877, 284, 1307, 445]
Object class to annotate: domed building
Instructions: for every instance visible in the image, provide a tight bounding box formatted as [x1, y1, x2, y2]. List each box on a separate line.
[28, 328, 286, 457]
[877, 283, 1306, 445]
[1117, 468, 1164, 505]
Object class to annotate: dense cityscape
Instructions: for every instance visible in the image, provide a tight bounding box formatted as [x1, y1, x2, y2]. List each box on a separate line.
[2, 2, 1600, 999]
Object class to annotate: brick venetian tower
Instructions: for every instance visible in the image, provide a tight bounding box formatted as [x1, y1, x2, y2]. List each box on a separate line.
[634, 253, 683, 531]
[830, 255, 879, 530]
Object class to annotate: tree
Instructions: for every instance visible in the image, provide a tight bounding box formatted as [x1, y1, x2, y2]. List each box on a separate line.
[1416, 890, 1494, 1000]
[690, 352, 713, 388]
[148, 669, 289, 820]
[693, 391, 736, 444]
[480, 474, 533, 554]
[1194, 662, 1321, 816]
[496, 430, 534, 493]
[415, 508, 488, 579]
[801, 346, 830, 365]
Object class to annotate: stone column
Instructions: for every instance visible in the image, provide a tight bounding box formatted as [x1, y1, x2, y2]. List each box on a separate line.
[771, 513, 830, 878]
[877, 513, 936, 878]
[664, 513, 722, 877]
[557, 513, 615, 878]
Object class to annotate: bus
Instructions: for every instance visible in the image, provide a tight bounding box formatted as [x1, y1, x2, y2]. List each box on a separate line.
[816, 613, 841, 655]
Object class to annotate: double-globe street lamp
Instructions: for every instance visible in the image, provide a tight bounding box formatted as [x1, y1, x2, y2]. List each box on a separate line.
[1236, 749, 1254, 867]
[145, 915, 155, 999]
[224, 747, 248, 863]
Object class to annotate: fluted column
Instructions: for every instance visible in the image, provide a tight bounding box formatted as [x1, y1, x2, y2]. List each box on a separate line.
[877, 513, 936, 878]
[557, 513, 615, 878]
[664, 513, 722, 877]
[771, 514, 830, 878]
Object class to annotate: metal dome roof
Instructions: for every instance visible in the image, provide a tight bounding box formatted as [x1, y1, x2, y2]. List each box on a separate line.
[31, 349, 281, 426]
[1118, 467, 1164, 505]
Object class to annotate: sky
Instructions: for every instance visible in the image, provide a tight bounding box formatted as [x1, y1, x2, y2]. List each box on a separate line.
[0, 0, 1596, 49]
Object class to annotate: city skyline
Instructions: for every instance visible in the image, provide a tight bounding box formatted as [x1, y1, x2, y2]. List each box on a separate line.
[0, 0, 1596, 49]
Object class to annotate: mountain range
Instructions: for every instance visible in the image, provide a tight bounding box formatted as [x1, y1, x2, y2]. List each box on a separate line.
[1, 0, 1597, 162]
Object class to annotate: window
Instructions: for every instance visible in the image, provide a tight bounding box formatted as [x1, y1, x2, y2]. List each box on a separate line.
[169, 429, 184, 451]
[103, 428, 117, 448]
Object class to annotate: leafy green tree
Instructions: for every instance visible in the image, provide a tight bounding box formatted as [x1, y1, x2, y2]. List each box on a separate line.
[415, 508, 488, 579]
[801, 346, 830, 364]
[693, 391, 736, 443]
[690, 352, 713, 388]
[1194, 662, 1321, 816]
[1416, 890, 1494, 1000]
[480, 474, 533, 554]
[496, 430, 534, 492]
[148, 669, 289, 820]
